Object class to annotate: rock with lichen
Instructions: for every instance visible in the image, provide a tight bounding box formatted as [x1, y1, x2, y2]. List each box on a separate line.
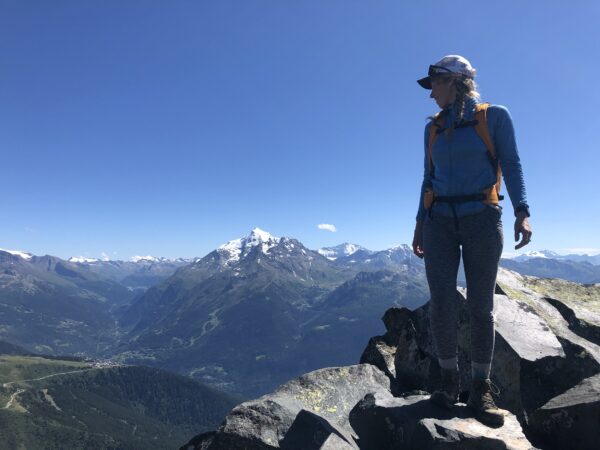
[180, 364, 389, 449]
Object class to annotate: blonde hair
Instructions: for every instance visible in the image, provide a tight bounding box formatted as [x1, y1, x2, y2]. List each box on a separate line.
[453, 76, 481, 123]
[428, 75, 481, 138]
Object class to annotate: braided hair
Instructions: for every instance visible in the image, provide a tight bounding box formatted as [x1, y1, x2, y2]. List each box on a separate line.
[453, 76, 480, 123]
[430, 75, 480, 138]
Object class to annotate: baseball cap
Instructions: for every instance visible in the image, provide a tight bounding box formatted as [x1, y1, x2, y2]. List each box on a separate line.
[417, 55, 476, 89]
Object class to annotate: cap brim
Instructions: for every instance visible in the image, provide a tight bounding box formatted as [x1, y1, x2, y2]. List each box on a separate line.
[417, 76, 432, 89]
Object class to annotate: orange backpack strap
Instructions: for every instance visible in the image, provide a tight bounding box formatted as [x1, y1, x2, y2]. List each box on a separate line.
[474, 102, 503, 205]
[473, 103, 495, 158]
[427, 112, 444, 174]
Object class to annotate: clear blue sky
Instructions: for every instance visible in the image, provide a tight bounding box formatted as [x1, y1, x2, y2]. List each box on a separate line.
[1, 0, 599, 260]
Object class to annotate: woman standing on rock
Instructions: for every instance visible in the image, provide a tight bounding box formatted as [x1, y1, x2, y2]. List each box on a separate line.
[411, 55, 532, 427]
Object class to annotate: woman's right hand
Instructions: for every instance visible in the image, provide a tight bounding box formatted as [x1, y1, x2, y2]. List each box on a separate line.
[412, 221, 424, 259]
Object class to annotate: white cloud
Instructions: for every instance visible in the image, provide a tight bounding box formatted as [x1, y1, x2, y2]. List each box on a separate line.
[318, 223, 337, 233]
[100, 251, 110, 261]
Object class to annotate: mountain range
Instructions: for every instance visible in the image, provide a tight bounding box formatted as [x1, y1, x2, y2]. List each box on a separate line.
[511, 249, 600, 265]
[116, 228, 429, 397]
[500, 250, 600, 284]
[2, 229, 600, 448]
[1, 230, 599, 398]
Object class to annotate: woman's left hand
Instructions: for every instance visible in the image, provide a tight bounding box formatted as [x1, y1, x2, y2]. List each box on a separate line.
[514, 212, 532, 249]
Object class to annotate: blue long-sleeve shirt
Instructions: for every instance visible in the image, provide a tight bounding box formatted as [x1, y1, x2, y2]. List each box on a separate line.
[416, 97, 529, 221]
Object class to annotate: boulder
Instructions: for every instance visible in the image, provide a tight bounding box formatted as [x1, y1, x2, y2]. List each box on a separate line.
[359, 336, 396, 382]
[348, 390, 532, 450]
[279, 409, 357, 450]
[381, 270, 600, 419]
[360, 307, 438, 397]
[183, 364, 390, 449]
[180, 431, 216, 450]
[529, 373, 600, 450]
[543, 296, 600, 346]
[495, 269, 600, 414]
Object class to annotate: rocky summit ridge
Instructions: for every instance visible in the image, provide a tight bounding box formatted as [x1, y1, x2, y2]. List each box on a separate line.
[182, 267, 600, 450]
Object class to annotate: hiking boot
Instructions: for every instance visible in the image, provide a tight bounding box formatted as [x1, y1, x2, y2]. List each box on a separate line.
[430, 369, 459, 409]
[467, 378, 506, 427]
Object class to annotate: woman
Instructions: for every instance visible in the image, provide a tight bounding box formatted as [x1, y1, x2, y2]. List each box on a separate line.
[411, 55, 532, 427]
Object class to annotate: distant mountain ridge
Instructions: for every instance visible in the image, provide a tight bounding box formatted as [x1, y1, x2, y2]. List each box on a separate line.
[2, 231, 600, 395]
[0, 250, 135, 355]
[509, 249, 600, 265]
[116, 228, 427, 397]
[501, 249, 600, 284]
[317, 242, 370, 260]
[68, 257, 192, 290]
[4, 244, 599, 267]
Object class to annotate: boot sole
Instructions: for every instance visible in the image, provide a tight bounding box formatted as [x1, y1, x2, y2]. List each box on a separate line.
[467, 405, 507, 428]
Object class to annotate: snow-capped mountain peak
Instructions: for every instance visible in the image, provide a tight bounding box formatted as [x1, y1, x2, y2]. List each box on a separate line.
[513, 250, 560, 261]
[69, 256, 99, 263]
[318, 243, 366, 260]
[389, 244, 412, 253]
[248, 227, 276, 242]
[0, 248, 33, 260]
[217, 228, 280, 264]
[130, 256, 166, 263]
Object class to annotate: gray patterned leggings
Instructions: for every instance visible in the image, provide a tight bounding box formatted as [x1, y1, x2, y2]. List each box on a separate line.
[423, 206, 503, 365]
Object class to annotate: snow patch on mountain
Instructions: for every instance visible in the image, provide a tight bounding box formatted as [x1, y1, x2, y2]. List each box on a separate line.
[318, 243, 366, 260]
[69, 256, 99, 263]
[0, 248, 33, 260]
[131, 256, 167, 263]
[513, 250, 561, 261]
[389, 244, 412, 252]
[218, 228, 280, 264]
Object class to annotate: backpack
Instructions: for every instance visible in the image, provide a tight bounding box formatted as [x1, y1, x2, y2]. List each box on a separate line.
[423, 102, 504, 210]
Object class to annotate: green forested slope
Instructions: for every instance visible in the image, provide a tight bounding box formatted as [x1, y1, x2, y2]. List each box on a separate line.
[0, 353, 244, 450]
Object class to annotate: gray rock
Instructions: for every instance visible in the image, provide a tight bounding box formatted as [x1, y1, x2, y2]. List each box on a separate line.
[179, 431, 216, 450]
[359, 336, 397, 381]
[412, 417, 534, 450]
[390, 290, 473, 395]
[494, 269, 600, 414]
[279, 409, 357, 450]
[348, 389, 532, 450]
[388, 276, 600, 419]
[389, 308, 431, 391]
[320, 433, 356, 450]
[543, 296, 600, 346]
[189, 364, 389, 449]
[381, 307, 413, 339]
[529, 373, 600, 450]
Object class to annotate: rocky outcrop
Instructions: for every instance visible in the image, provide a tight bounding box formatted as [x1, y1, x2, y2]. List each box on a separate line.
[181, 364, 390, 449]
[359, 270, 600, 417]
[360, 268, 600, 447]
[349, 390, 531, 450]
[181, 364, 532, 450]
[529, 373, 600, 450]
[184, 268, 600, 449]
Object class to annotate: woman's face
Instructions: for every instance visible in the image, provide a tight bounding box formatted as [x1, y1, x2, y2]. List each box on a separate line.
[430, 76, 456, 109]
